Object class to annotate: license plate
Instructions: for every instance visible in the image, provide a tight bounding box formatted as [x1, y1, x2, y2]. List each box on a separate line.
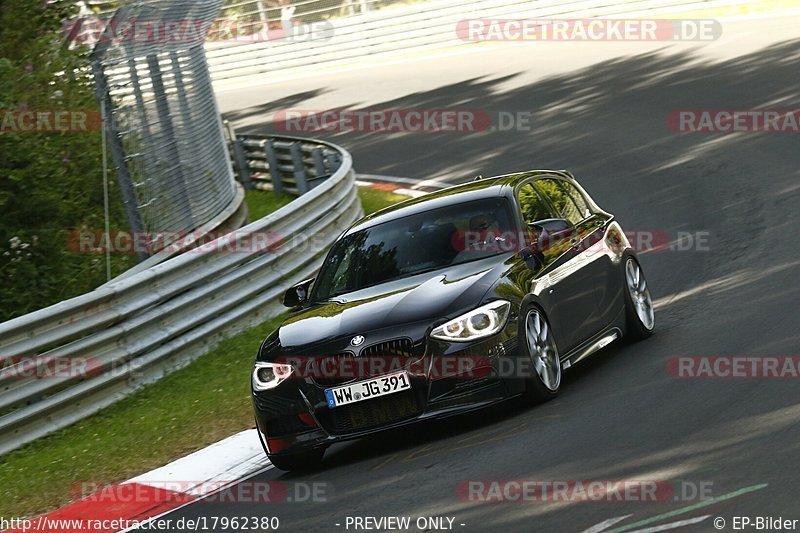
[325, 371, 411, 408]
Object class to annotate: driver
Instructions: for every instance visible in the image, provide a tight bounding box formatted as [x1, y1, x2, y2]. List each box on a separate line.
[465, 213, 505, 252]
[469, 214, 500, 233]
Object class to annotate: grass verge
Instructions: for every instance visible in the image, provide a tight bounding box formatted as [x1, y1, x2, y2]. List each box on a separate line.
[244, 189, 295, 221]
[0, 186, 410, 519]
[357, 187, 414, 216]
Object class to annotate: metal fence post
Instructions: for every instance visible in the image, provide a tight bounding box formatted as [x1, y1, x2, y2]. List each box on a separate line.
[223, 120, 236, 143]
[126, 57, 164, 211]
[146, 53, 195, 229]
[264, 140, 284, 194]
[232, 139, 254, 189]
[90, 61, 149, 262]
[312, 147, 326, 183]
[290, 142, 309, 195]
[326, 151, 342, 173]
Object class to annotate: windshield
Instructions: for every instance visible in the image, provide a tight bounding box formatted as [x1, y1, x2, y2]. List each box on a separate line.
[312, 198, 516, 301]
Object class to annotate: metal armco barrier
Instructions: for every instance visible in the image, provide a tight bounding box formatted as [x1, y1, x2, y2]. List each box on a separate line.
[229, 133, 344, 194]
[0, 137, 362, 455]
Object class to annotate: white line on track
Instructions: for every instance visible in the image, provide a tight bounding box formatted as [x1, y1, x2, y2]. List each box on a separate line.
[627, 515, 711, 533]
[357, 173, 459, 190]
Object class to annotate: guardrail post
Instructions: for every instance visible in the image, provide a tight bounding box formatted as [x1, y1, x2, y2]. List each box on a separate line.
[325, 151, 342, 173]
[290, 142, 310, 195]
[264, 140, 283, 194]
[231, 139, 254, 190]
[223, 120, 236, 143]
[312, 147, 327, 184]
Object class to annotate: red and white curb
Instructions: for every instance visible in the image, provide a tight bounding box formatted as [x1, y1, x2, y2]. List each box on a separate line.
[356, 173, 447, 197]
[9, 429, 269, 533]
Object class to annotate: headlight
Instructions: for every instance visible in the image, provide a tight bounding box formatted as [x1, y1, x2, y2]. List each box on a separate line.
[252, 362, 294, 391]
[430, 300, 511, 342]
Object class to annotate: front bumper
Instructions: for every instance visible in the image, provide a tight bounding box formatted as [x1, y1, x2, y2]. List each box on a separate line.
[252, 321, 520, 457]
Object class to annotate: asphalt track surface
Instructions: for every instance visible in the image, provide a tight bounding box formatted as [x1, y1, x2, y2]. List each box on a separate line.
[161, 13, 800, 533]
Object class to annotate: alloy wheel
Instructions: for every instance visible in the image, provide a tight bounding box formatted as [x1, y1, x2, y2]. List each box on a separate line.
[625, 258, 655, 331]
[524, 309, 561, 391]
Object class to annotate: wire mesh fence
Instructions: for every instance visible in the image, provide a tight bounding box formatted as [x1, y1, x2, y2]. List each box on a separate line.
[88, 0, 237, 260]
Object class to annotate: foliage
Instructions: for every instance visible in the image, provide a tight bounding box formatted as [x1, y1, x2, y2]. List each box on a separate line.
[0, 0, 132, 322]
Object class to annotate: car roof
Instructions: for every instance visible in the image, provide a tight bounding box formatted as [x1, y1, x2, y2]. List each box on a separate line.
[348, 169, 573, 233]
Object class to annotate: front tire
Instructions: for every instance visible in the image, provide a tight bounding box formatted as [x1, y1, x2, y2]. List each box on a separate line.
[268, 448, 325, 472]
[623, 257, 655, 340]
[520, 307, 561, 404]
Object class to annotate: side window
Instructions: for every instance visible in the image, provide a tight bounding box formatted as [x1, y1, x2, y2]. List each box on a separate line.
[518, 183, 555, 225]
[535, 178, 584, 225]
[559, 181, 592, 220]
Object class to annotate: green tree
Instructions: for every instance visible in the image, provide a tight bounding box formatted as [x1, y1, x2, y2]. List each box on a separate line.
[0, 0, 131, 321]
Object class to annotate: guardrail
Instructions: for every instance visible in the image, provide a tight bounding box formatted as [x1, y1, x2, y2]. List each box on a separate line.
[206, 0, 742, 87]
[228, 129, 344, 195]
[0, 135, 363, 455]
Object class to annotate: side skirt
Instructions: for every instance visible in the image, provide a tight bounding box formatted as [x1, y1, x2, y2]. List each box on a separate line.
[561, 328, 622, 370]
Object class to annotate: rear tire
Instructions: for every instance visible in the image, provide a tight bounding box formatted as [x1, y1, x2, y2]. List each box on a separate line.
[520, 306, 561, 404]
[623, 257, 655, 341]
[268, 448, 325, 472]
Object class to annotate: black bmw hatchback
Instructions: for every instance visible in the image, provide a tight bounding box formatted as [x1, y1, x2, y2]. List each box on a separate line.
[252, 170, 654, 471]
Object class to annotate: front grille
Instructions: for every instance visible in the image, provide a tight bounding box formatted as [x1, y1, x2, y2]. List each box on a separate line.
[313, 352, 357, 387]
[311, 338, 420, 387]
[502, 337, 519, 355]
[360, 338, 415, 358]
[318, 389, 421, 434]
[451, 375, 495, 393]
[253, 388, 306, 415]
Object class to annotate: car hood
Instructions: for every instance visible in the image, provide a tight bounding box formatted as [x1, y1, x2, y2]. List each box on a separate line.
[273, 254, 512, 351]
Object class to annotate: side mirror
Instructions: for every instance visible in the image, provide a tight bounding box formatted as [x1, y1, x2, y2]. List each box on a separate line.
[518, 245, 543, 270]
[283, 278, 314, 308]
[528, 218, 571, 234]
[528, 218, 574, 252]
